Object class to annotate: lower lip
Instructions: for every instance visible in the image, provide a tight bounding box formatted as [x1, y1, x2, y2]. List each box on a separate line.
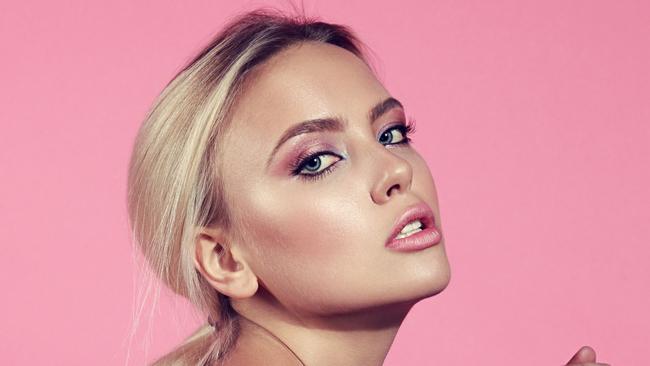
[386, 226, 442, 252]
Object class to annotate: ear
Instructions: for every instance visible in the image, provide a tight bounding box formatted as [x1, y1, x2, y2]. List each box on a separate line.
[193, 226, 258, 299]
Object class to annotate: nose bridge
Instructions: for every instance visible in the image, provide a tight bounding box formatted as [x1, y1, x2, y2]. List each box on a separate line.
[369, 145, 413, 204]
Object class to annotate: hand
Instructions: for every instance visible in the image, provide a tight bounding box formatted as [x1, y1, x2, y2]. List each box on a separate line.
[564, 345, 610, 366]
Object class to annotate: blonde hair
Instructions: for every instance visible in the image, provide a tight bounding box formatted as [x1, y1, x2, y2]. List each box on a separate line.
[126, 6, 377, 365]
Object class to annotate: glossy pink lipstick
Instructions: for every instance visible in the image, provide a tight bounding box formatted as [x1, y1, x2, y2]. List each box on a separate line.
[385, 202, 441, 252]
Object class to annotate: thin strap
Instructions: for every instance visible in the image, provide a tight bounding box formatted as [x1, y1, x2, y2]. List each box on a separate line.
[238, 315, 306, 366]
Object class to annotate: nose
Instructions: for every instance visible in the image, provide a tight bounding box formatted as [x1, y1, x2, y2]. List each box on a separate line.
[369, 148, 413, 204]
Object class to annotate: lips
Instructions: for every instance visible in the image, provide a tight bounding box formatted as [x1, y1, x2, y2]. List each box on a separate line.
[385, 202, 436, 245]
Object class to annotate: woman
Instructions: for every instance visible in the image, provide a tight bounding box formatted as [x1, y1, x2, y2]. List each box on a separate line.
[126, 7, 610, 366]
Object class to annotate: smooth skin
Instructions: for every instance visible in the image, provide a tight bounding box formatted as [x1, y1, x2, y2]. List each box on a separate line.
[193, 41, 609, 365]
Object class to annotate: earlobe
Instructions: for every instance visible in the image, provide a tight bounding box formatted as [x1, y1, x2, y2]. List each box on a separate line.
[193, 227, 259, 299]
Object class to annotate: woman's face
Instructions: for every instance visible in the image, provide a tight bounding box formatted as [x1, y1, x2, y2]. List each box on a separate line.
[219, 41, 450, 316]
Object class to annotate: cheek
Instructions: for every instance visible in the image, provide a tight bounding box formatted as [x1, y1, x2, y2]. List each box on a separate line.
[242, 184, 356, 255]
[233, 180, 374, 297]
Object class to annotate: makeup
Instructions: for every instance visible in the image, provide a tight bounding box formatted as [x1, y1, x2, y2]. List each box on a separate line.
[385, 202, 441, 252]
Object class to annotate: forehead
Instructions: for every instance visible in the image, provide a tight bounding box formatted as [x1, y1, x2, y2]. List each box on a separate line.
[224, 41, 389, 149]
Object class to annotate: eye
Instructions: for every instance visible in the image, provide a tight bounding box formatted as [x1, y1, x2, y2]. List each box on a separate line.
[289, 118, 416, 183]
[291, 151, 342, 181]
[378, 118, 416, 146]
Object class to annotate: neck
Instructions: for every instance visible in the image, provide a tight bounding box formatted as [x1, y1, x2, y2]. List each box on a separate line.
[231, 287, 416, 366]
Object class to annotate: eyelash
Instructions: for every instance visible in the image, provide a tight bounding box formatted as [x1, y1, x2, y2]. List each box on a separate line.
[290, 117, 418, 182]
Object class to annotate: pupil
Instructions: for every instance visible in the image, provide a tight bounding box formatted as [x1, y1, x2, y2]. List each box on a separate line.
[306, 157, 320, 171]
[380, 131, 391, 143]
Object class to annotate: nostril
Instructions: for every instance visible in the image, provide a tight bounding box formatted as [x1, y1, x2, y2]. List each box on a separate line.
[387, 183, 401, 196]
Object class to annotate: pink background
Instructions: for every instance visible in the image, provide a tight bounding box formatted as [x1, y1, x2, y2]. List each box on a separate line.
[1, 0, 648, 365]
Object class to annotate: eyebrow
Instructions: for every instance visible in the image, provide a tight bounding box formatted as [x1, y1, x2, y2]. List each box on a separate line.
[266, 97, 404, 168]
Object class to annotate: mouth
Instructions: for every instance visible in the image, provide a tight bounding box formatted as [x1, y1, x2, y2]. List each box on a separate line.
[394, 218, 428, 239]
[385, 202, 439, 249]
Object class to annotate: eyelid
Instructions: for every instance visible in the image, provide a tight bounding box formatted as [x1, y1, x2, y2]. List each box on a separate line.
[379, 120, 406, 135]
[291, 151, 343, 182]
[296, 152, 343, 175]
[290, 148, 341, 174]
[378, 119, 415, 145]
[297, 152, 340, 173]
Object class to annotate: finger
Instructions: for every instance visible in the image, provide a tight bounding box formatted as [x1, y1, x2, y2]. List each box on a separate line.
[567, 345, 597, 364]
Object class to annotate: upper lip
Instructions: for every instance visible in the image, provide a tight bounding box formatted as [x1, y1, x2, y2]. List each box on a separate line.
[386, 202, 436, 245]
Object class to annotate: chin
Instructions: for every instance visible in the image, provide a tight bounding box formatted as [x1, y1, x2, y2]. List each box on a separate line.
[419, 263, 452, 300]
[407, 271, 450, 306]
[394, 246, 452, 304]
[368, 265, 452, 320]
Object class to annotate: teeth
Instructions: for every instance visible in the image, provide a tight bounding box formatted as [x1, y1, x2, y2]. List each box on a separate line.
[396, 219, 423, 239]
[400, 219, 422, 233]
